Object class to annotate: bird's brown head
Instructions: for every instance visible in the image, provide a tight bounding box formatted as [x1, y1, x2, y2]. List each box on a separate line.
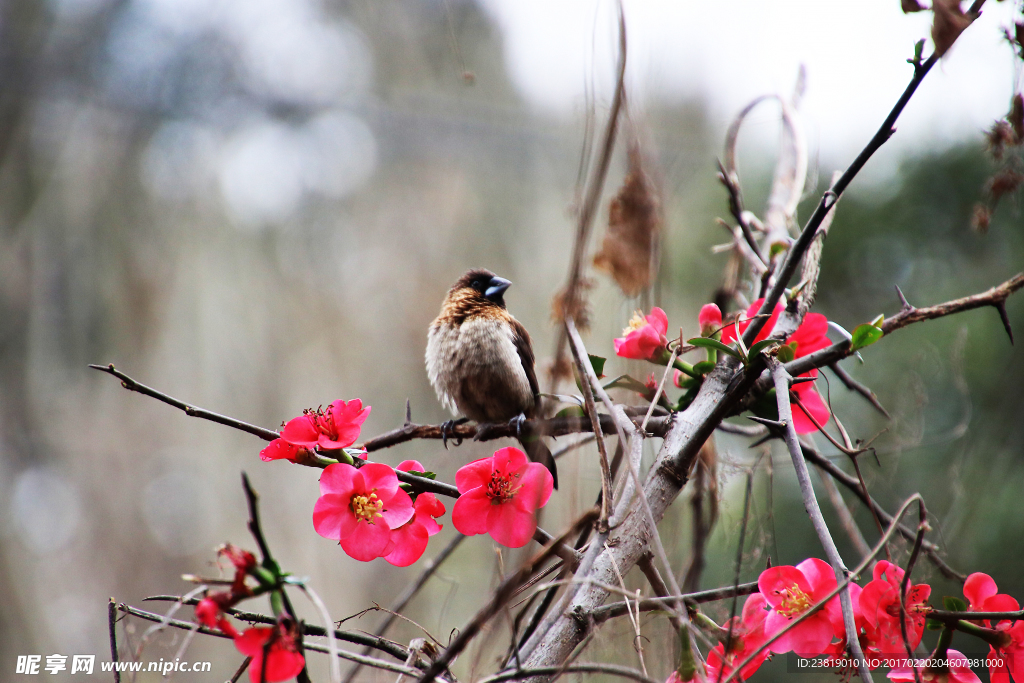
[438, 269, 513, 322]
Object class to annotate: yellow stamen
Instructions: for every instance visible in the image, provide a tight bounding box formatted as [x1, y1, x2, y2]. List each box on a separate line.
[774, 583, 812, 618]
[623, 310, 648, 336]
[351, 492, 383, 523]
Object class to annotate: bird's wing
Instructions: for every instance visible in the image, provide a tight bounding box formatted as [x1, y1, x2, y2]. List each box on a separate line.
[510, 318, 540, 399]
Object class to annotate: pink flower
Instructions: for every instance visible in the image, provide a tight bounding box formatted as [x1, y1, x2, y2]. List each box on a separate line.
[665, 671, 696, 683]
[313, 463, 414, 562]
[699, 303, 723, 336]
[195, 594, 233, 631]
[887, 649, 981, 683]
[281, 399, 370, 450]
[452, 447, 553, 548]
[706, 593, 771, 681]
[234, 623, 306, 683]
[859, 561, 931, 654]
[614, 308, 669, 361]
[758, 558, 843, 657]
[722, 299, 831, 433]
[382, 460, 446, 567]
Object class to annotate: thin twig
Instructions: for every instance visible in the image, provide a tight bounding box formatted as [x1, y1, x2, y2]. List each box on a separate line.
[767, 357, 873, 683]
[108, 598, 121, 683]
[477, 663, 658, 683]
[89, 364, 280, 441]
[899, 500, 929, 683]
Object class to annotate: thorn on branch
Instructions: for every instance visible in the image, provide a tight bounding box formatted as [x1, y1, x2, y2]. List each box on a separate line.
[747, 416, 786, 430]
[994, 301, 1014, 344]
[894, 284, 913, 311]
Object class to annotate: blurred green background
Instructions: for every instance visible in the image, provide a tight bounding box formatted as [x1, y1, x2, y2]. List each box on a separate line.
[0, 0, 1020, 681]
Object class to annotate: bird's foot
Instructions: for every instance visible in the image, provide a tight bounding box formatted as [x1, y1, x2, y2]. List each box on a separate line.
[440, 418, 468, 450]
[507, 413, 527, 441]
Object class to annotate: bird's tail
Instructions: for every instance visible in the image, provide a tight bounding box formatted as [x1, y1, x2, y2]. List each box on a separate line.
[522, 437, 558, 489]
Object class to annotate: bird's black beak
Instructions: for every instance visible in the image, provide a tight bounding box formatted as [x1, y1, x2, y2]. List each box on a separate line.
[485, 276, 512, 302]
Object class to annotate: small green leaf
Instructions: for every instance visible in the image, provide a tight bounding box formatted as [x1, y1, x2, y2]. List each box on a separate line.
[870, 313, 884, 327]
[942, 596, 968, 612]
[777, 342, 797, 364]
[589, 354, 607, 379]
[687, 337, 740, 358]
[603, 374, 652, 394]
[926, 617, 945, 631]
[555, 405, 587, 419]
[748, 339, 780, 359]
[850, 323, 884, 351]
[404, 470, 436, 480]
[692, 361, 716, 375]
[769, 241, 788, 259]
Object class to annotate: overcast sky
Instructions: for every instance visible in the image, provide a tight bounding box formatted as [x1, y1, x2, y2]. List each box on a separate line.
[479, 0, 1021, 176]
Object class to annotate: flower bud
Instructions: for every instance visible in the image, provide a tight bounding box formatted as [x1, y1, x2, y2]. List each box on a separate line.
[698, 303, 723, 337]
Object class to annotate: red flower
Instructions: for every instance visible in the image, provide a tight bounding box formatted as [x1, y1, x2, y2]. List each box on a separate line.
[195, 594, 235, 631]
[665, 671, 696, 683]
[699, 303, 723, 336]
[234, 623, 306, 683]
[281, 399, 370, 451]
[312, 463, 414, 562]
[382, 460, 446, 567]
[758, 558, 843, 657]
[706, 593, 771, 681]
[722, 299, 831, 433]
[886, 649, 981, 683]
[614, 308, 669, 361]
[964, 573, 1024, 683]
[859, 561, 931, 654]
[452, 447, 553, 548]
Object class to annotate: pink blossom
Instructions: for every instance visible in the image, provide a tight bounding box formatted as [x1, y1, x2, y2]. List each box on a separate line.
[698, 303, 723, 336]
[383, 460, 446, 567]
[886, 649, 981, 683]
[281, 399, 370, 450]
[758, 557, 843, 657]
[452, 447, 553, 548]
[964, 573, 1024, 683]
[722, 299, 831, 433]
[705, 593, 771, 681]
[614, 308, 669, 361]
[313, 463, 414, 562]
[234, 623, 306, 683]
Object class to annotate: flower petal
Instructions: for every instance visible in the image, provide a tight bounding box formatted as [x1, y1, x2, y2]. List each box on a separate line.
[381, 487, 415, 529]
[319, 463, 359, 496]
[280, 414, 320, 448]
[383, 521, 430, 567]
[359, 462, 400, 501]
[456, 457, 494, 494]
[340, 519, 392, 562]
[487, 499, 535, 548]
[792, 385, 830, 434]
[758, 565, 813, 610]
[965, 572, 998, 609]
[312, 493, 358, 541]
[451, 487, 492, 536]
[513, 462, 554, 513]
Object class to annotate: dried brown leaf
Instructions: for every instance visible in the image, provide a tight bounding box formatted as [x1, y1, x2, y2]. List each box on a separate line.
[1009, 93, 1024, 143]
[551, 278, 594, 330]
[988, 167, 1024, 203]
[592, 141, 662, 297]
[971, 203, 991, 233]
[986, 120, 1015, 160]
[931, 0, 972, 56]
[902, 0, 927, 12]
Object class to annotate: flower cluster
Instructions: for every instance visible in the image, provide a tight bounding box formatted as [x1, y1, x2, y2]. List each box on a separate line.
[192, 545, 305, 683]
[721, 299, 831, 433]
[612, 302, 832, 434]
[666, 562, 1024, 683]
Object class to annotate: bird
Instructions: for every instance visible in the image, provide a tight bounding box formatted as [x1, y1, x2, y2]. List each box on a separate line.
[426, 268, 558, 488]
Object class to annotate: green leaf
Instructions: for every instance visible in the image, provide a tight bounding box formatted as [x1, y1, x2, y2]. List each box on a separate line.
[603, 374, 652, 394]
[687, 337, 740, 358]
[692, 361, 716, 375]
[404, 470, 436, 480]
[777, 342, 797, 364]
[589, 354, 606, 379]
[942, 596, 968, 612]
[850, 323, 884, 351]
[748, 339, 780, 359]
[555, 405, 586, 419]
[926, 617, 945, 631]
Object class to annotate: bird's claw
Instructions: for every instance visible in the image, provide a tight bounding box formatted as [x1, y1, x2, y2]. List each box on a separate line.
[508, 413, 527, 441]
[440, 418, 467, 450]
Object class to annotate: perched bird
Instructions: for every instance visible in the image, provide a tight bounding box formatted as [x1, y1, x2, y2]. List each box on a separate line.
[426, 269, 557, 488]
